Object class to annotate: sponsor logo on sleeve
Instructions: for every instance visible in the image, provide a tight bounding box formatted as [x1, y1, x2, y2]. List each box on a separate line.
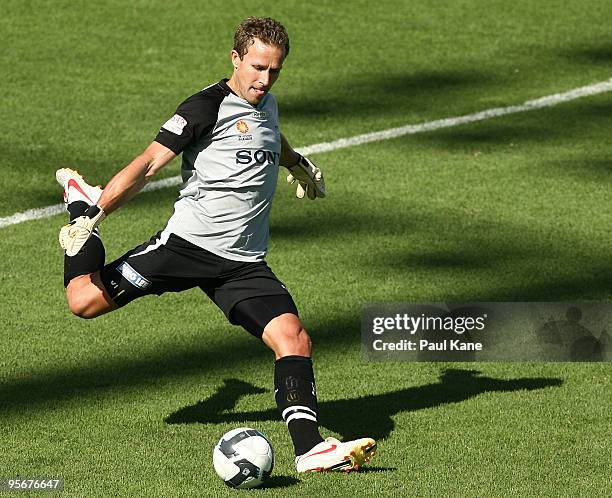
[161, 114, 188, 135]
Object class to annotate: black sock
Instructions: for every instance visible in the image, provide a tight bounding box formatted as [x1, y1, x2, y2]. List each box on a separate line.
[274, 355, 324, 457]
[67, 201, 89, 222]
[63, 202, 105, 286]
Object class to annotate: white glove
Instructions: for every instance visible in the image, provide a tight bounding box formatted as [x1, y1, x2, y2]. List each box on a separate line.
[286, 155, 326, 200]
[59, 205, 106, 257]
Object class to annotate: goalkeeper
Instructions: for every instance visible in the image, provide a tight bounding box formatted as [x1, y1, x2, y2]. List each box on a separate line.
[56, 17, 375, 473]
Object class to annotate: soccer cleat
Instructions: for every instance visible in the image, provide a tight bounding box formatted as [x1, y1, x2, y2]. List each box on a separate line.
[55, 168, 102, 207]
[295, 437, 377, 473]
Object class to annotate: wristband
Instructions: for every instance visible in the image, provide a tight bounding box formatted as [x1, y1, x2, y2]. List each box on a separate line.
[288, 154, 303, 169]
[84, 204, 106, 222]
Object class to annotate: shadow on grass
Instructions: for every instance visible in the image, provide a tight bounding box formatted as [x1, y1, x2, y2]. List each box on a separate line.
[165, 369, 562, 440]
[355, 466, 397, 473]
[0, 314, 355, 417]
[542, 156, 612, 183]
[281, 70, 493, 120]
[260, 475, 300, 489]
[561, 42, 612, 64]
[410, 99, 612, 154]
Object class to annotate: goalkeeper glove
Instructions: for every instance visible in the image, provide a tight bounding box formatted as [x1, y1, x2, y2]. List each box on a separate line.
[286, 155, 326, 200]
[59, 205, 106, 257]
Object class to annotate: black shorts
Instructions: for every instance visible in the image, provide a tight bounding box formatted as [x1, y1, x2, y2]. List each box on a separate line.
[99, 231, 298, 337]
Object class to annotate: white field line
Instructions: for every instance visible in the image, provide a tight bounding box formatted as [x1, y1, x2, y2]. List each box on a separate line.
[2, 78, 611, 230]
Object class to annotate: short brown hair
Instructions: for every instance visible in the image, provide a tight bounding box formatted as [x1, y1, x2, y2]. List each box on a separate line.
[233, 17, 290, 59]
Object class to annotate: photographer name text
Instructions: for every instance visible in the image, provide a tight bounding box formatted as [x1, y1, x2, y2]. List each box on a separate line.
[372, 338, 483, 351]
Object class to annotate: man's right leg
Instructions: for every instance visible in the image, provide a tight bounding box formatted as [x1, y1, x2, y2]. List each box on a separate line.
[57, 169, 116, 318]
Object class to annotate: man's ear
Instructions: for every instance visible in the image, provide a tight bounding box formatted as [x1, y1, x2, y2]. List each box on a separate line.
[230, 50, 241, 70]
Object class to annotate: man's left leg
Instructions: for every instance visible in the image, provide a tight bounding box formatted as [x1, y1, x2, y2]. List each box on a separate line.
[229, 297, 376, 472]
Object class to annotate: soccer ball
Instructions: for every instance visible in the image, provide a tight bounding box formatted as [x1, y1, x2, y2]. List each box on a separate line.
[212, 427, 274, 489]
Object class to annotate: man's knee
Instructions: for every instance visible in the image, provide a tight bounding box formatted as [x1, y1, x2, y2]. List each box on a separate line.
[67, 294, 97, 319]
[66, 273, 115, 319]
[262, 313, 312, 358]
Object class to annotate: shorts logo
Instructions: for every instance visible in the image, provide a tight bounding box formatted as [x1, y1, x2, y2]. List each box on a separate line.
[161, 114, 187, 135]
[117, 262, 151, 290]
[236, 120, 249, 133]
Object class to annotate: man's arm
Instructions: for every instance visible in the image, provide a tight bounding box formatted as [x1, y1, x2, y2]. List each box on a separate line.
[280, 133, 326, 200]
[279, 133, 302, 168]
[97, 141, 176, 215]
[59, 141, 176, 256]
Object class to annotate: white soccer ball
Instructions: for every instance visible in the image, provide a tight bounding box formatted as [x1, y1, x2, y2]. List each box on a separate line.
[212, 427, 274, 489]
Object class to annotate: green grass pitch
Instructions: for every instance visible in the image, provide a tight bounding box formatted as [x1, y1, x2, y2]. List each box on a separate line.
[1, 0, 611, 496]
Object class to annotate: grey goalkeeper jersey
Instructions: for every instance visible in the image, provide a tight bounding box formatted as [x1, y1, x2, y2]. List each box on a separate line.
[154, 80, 281, 262]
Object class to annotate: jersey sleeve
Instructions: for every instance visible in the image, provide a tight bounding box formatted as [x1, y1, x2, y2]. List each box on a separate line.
[154, 91, 222, 154]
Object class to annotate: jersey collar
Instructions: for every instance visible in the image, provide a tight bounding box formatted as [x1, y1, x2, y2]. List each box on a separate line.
[219, 79, 269, 109]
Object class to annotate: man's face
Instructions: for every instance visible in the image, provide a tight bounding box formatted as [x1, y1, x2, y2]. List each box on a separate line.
[229, 38, 285, 105]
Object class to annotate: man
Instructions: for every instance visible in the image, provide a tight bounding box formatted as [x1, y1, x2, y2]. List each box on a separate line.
[56, 17, 376, 472]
